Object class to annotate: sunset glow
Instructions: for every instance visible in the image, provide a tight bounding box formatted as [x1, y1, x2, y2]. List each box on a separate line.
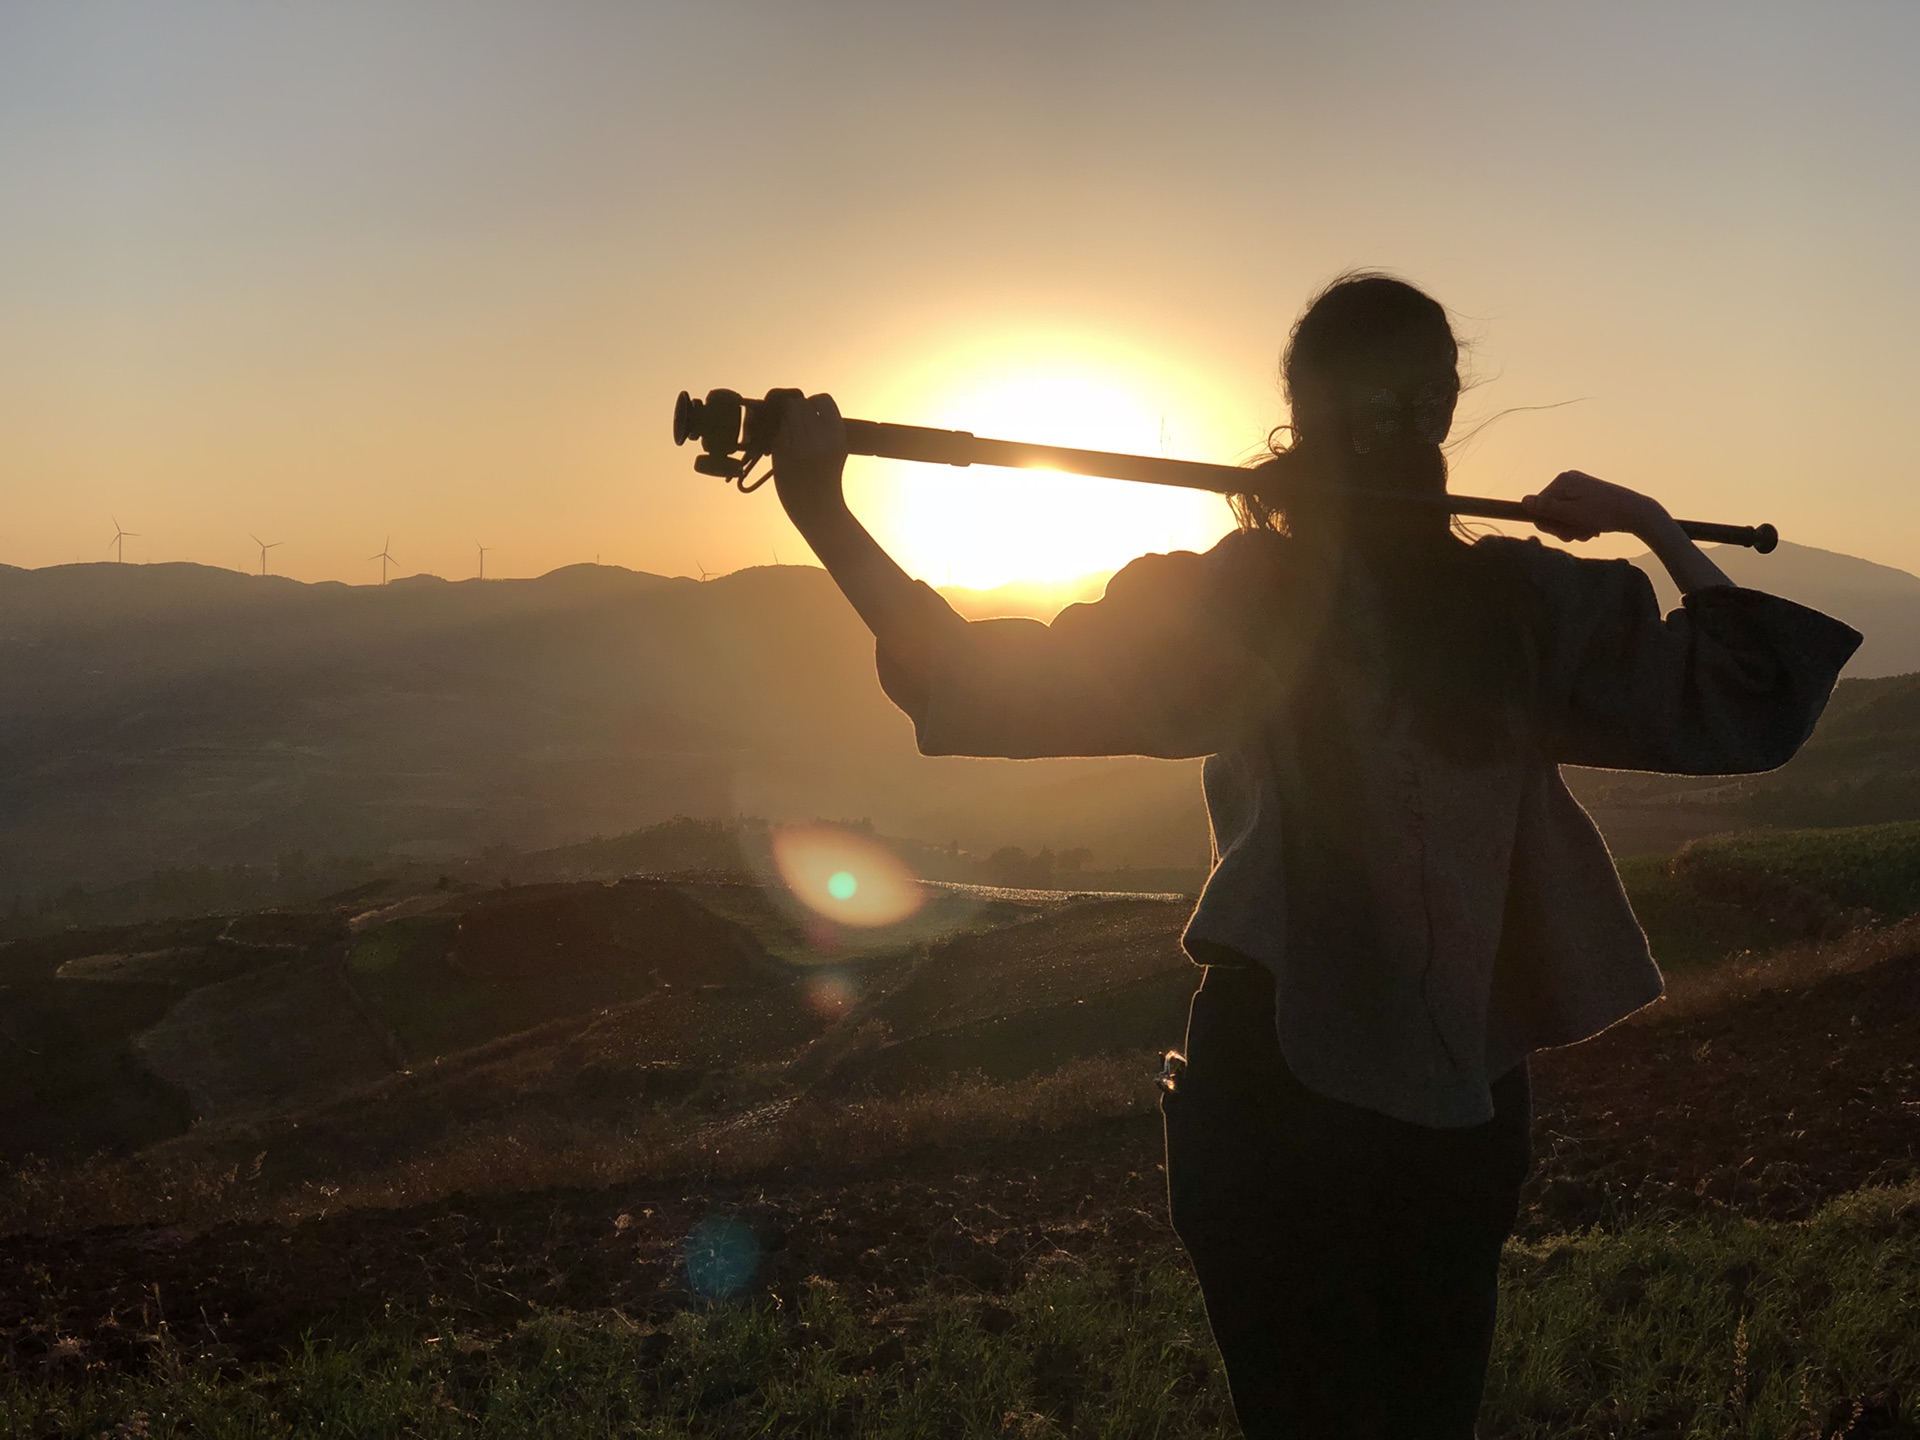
[1, 8, 1912, 584]
[845, 335, 1244, 589]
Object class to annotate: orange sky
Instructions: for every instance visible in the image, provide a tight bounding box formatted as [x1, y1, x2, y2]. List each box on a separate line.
[2, 3, 1915, 587]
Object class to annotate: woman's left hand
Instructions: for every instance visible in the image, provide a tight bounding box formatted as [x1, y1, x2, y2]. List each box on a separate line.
[770, 390, 850, 521]
[1522, 470, 1671, 544]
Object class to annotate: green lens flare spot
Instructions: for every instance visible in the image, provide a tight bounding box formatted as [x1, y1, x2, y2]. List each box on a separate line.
[827, 870, 858, 901]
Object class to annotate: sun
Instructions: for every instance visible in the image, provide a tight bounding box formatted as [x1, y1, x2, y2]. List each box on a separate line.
[843, 332, 1248, 590]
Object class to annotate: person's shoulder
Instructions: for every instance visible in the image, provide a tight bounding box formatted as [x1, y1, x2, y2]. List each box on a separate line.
[1472, 533, 1571, 571]
[1107, 527, 1286, 587]
[1079, 529, 1289, 626]
[1471, 533, 1648, 597]
[1207, 525, 1289, 564]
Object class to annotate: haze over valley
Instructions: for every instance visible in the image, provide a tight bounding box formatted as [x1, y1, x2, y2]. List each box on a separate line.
[7, 537, 1920, 916]
[0, 558, 1208, 908]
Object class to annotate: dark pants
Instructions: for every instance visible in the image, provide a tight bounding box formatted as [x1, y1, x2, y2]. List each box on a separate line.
[1162, 965, 1532, 1440]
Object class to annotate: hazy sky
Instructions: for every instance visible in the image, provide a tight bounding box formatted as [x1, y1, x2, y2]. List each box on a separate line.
[2, 1, 1915, 586]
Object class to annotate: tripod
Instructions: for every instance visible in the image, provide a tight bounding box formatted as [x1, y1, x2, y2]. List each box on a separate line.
[673, 387, 1778, 553]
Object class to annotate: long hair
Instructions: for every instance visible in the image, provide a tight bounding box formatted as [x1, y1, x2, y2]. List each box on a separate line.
[1232, 272, 1459, 540]
[1236, 273, 1541, 755]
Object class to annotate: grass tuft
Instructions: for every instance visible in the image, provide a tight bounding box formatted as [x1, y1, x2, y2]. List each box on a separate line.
[1486, 1183, 1920, 1438]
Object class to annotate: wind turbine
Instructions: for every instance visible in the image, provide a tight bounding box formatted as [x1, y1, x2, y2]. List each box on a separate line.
[108, 518, 139, 564]
[369, 537, 396, 585]
[249, 533, 284, 576]
[695, 560, 713, 581]
[476, 542, 490, 580]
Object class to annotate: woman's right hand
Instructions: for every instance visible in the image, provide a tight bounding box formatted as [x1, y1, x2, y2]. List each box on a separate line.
[769, 389, 850, 520]
[1524, 468, 1732, 595]
[1521, 470, 1671, 544]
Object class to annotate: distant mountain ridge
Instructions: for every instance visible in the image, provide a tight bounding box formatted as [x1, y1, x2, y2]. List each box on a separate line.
[8, 537, 1920, 899]
[934, 540, 1920, 661]
[0, 561, 1206, 899]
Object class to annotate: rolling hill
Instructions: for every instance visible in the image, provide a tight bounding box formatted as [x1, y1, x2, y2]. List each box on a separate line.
[8, 537, 1920, 902]
[0, 561, 1209, 901]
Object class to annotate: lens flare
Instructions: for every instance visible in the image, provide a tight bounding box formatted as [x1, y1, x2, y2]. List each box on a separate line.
[805, 969, 859, 1018]
[770, 824, 925, 927]
[684, 1216, 759, 1302]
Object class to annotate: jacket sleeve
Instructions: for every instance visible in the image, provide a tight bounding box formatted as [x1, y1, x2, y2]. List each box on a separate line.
[1514, 540, 1863, 774]
[874, 536, 1285, 760]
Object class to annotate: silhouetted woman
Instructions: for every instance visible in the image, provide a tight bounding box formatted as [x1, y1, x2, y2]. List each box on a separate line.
[768, 274, 1859, 1439]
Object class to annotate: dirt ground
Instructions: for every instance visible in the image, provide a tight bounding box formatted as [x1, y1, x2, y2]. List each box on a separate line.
[1524, 946, 1920, 1233]
[4, 947, 1918, 1376]
[136, 958, 395, 1118]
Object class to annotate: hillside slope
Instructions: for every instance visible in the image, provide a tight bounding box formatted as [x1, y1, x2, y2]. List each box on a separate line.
[6, 927, 1918, 1387]
[1568, 672, 1920, 854]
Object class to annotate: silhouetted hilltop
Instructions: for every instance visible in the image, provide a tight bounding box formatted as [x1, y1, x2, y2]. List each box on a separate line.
[9, 541, 1920, 899]
[0, 562, 1206, 899]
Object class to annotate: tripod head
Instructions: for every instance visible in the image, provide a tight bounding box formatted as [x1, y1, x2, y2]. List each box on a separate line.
[672, 388, 783, 489]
